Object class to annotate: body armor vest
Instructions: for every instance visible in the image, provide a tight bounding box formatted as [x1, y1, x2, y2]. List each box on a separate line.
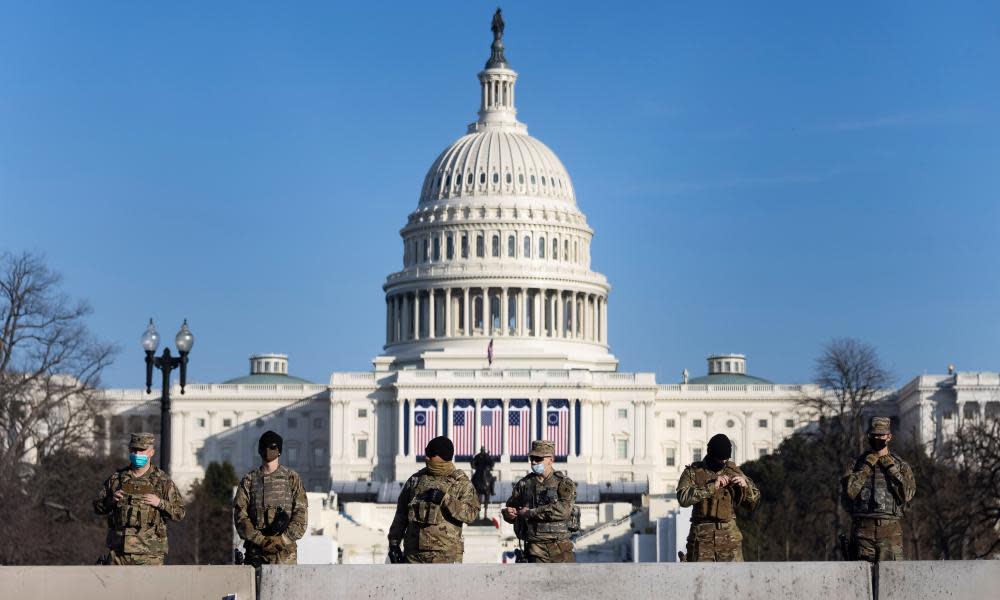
[252, 466, 297, 532]
[106, 467, 170, 554]
[515, 472, 578, 541]
[850, 453, 903, 518]
[691, 462, 740, 522]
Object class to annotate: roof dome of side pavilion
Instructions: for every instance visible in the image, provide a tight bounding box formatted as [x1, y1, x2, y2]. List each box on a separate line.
[380, 13, 617, 371]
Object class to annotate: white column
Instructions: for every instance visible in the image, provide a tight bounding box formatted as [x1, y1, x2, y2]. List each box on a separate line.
[385, 299, 391, 344]
[428, 289, 436, 339]
[463, 288, 470, 336]
[397, 400, 405, 457]
[555, 290, 563, 338]
[568, 400, 576, 458]
[535, 291, 542, 337]
[444, 288, 452, 337]
[437, 399, 445, 438]
[501, 398, 510, 460]
[500, 287, 508, 336]
[474, 398, 482, 451]
[413, 292, 421, 340]
[600, 297, 608, 343]
[517, 289, 526, 336]
[402, 294, 410, 340]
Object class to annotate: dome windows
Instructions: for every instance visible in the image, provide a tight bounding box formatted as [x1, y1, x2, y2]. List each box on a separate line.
[541, 176, 546, 186]
[523, 235, 531, 258]
[519, 173, 524, 185]
[467, 173, 474, 185]
[538, 237, 546, 258]
[491, 235, 500, 258]
[480, 172, 486, 185]
[476, 235, 485, 258]
[506, 173, 512, 185]
[493, 173, 499, 184]
[530, 174, 536, 185]
[507, 235, 515, 257]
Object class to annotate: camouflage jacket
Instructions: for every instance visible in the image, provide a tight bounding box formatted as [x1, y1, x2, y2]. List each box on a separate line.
[233, 464, 308, 562]
[677, 461, 760, 522]
[505, 470, 577, 542]
[93, 465, 186, 556]
[388, 465, 479, 554]
[843, 451, 916, 519]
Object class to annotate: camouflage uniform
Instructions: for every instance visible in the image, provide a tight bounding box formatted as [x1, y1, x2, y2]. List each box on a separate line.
[504, 440, 579, 563]
[93, 433, 185, 565]
[677, 460, 759, 562]
[843, 417, 916, 562]
[388, 462, 480, 563]
[233, 464, 309, 566]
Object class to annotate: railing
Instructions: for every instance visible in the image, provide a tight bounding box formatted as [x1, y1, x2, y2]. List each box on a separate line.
[657, 383, 808, 393]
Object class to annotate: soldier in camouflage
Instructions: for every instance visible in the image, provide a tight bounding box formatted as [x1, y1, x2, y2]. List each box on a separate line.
[388, 436, 480, 563]
[93, 432, 186, 565]
[502, 440, 579, 563]
[677, 434, 759, 562]
[843, 416, 916, 562]
[233, 430, 309, 567]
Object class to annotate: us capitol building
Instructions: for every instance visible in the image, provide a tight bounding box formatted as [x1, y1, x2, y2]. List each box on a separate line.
[101, 15, 999, 562]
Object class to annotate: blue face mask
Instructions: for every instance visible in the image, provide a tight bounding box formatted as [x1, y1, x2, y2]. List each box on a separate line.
[130, 453, 149, 468]
[531, 463, 546, 475]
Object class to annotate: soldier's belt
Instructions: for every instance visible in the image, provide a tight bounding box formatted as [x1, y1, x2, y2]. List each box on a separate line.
[853, 517, 899, 528]
[691, 520, 734, 528]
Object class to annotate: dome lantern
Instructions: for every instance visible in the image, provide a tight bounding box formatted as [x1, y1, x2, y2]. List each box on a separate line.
[474, 9, 519, 130]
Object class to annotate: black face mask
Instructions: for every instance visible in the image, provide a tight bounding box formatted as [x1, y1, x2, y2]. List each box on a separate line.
[259, 447, 280, 462]
[868, 437, 888, 451]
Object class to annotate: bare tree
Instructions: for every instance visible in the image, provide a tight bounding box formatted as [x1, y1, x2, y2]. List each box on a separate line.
[947, 417, 1000, 558]
[0, 251, 116, 563]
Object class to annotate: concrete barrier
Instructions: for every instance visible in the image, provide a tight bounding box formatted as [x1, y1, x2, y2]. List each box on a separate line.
[260, 562, 872, 600]
[878, 560, 1000, 599]
[0, 565, 255, 600]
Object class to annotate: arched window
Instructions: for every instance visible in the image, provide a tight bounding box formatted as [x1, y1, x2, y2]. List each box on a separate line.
[506, 173, 512, 184]
[519, 173, 524, 185]
[480, 172, 486, 185]
[539, 237, 546, 258]
[492, 173, 499, 184]
[467, 173, 473, 185]
[422, 239, 429, 263]
[491, 235, 500, 257]
[541, 176, 546, 186]
[564, 240, 569, 261]
[530, 174, 536, 185]
[476, 235, 485, 258]
[446, 234, 454, 259]
[552, 239, 558, 260]
[507, 235, 515, 257]
[432, 237, 440, 262]
[461, 234, 469, 258]
[446, 174, 451, 188]
[523, 235, 531, 258]
[573, 241, 578, 262]
[474, 296, 484, 330]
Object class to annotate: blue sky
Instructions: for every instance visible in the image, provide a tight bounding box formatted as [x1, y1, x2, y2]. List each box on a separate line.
[2, 1, 998, 388]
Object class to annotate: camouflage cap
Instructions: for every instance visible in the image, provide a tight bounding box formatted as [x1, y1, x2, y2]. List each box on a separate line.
[529, 440, 555, 457]
[129, 432, 155, 450]
[868, 417, 891, 435]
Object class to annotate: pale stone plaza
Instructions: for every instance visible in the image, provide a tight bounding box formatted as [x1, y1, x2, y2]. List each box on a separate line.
[96, 18, 1000, 565]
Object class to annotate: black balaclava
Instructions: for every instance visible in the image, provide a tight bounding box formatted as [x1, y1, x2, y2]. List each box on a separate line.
[706, 434, 732, 470]
[258, 430, 283, 462]
[424, 436, 454, 461]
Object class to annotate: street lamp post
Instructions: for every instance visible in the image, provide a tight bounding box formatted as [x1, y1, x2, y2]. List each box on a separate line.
[141, 319, 195, 473]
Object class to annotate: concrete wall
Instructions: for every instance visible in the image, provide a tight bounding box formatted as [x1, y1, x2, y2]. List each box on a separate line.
[879, 560, 1000, 599]
[260, 562, 872, 600]
[0, 566, 255, 600]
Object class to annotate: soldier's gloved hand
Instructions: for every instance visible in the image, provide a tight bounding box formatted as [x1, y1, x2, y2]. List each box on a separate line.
[388, 544, 404, 564]
[864, 453, 880, 469]
[421, 489, 445, 504]
[878, 455, 895, 468]
[260, 536, 281, 553]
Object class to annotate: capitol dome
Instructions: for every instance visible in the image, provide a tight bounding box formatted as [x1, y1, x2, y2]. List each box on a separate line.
[380, 11, 617, 372]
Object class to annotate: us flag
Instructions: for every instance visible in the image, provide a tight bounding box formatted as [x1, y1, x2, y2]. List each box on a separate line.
[507, 399, 531, 457]
[414, 400, 437, 458]
[480, 400, 502, 457]
[546, 400, 570, 457]
[452, 400, 476, 458]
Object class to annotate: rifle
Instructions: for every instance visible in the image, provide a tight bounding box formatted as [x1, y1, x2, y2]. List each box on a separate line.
[838, 533, 851, 560]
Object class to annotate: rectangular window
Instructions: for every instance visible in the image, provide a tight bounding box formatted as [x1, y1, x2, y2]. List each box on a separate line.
[758, 419, 768, 428]
[616, 439, 628, 459]
[357, 439, 368, 459]
[552, 239, 558, 259]
[422, 239, 428, 262]
[943, 411, 953, 420]
[692, 448, 702, 462]
[785, 419, 794, 428]
[665, 418, 676, 428]
[286, 446, 299, 466]
[223, 418, 232, 428]
[357, 408, 367, 419]
[491, 235, 500, 257]
[617, 408, 628, 419]
[759, 447, 768, 458]
[433, 237, 440, 261]
[539, 238, 546, 258]
[692, 418, 702, 428]
[196, 418, 206, 428]
[313, 445, 326, 467]
[446, 235, 454, 259]
[288, 417, 298, 429]
[476, 235, 485, 258]
[666, 448, 676, 467]
[461, 234, 469, 258]
[507, 235, 515, 257]
[524, 236, 531, 258]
